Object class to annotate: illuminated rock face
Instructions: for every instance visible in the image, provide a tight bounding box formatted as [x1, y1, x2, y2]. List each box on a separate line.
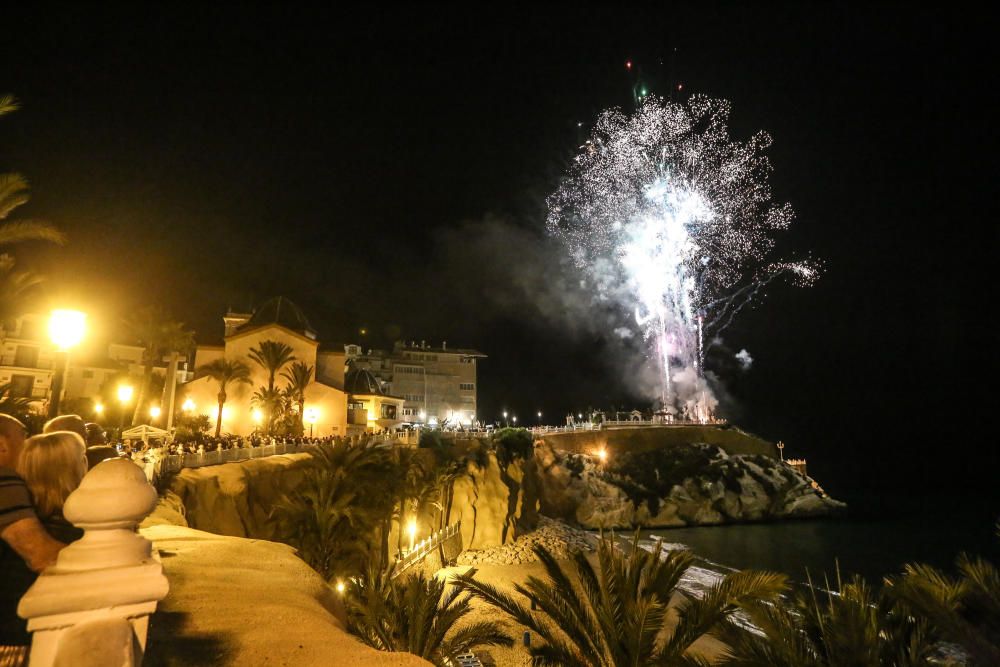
[535, 441, 845, 529]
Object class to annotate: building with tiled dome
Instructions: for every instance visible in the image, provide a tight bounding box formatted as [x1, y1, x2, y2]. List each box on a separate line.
[181, 297, 350, 437]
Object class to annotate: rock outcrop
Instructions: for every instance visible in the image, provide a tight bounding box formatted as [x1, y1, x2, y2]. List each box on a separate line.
[448, 449, 540, 550]
[166, 452, 311, 539]
[536, 440, 844, 529]
[457, 516, 595, 566]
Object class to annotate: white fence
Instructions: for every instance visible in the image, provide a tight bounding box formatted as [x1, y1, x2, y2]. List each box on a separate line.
[393, 521, 462, 577]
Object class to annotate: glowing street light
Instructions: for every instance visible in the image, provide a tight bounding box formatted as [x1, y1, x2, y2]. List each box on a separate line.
[117, 384, 134, 432]
[48, 309, 86, 350]
[512, 415, 517, 425]
[46, 309, 86, 418]
[407, 517, 417, 553]
[503, 410, 508, 427]
[251, 408, 263, 426]
[596, 447, 608, 464]
[335, 580, 345, 594]
[182, 398, 196, 413]
[149, 406, 162, 421]
[305, 407, 319, 437]
[94, 402, 104, 417]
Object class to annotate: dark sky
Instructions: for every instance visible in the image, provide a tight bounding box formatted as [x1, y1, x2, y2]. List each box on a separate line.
[4, 6, 996, 505]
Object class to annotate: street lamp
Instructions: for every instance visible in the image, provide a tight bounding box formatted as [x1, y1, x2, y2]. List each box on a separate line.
[182, 398, 196, 413]
[94, 402, 104, 418]
[149, 406, 161, 422]
[117, 384, 134, 434]
[46, 309, 86, 418]
[305, 407, 319, 437]
[503, 410, 508, 427]
[537, 411, 542, 424]
[512, 415, 517, 426]
[407, 517, 417, 553]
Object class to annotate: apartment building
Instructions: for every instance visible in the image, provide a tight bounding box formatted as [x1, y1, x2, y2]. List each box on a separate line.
[1, 313, 192, 413]
[345, 340, 485, 426]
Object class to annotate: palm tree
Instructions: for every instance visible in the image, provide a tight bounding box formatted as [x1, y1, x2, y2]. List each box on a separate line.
[281, 360, 313, 430]
[0, 96, 66, 248]
[720, 569, 939, 667]
[123, 307, 195, 424]
[346, 565, 513, 666]
[271, 439, 396, 579]
[455, 532, 787, 666]
[194, 358, 252, 438]
[0, 254, 43, 327]
[251, 386, 287, 434]
[888, 554, 1000, 665]
[248, 340, 296, 433]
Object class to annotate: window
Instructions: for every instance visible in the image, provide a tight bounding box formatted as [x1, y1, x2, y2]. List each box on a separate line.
[13, 346, 39, 368]
[381, 404, 397, 419]
[82, 369, 94, 379]
[459, 383, 475, 391]
[9, 375, 34, 398]
[348, 400, 365, 411]
[402, 407, 415, 417]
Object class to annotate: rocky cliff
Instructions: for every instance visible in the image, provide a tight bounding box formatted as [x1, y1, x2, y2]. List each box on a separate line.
[167, 452, 312, 539]
[535, 440, 844, 528]
[165, 435, 843, 548]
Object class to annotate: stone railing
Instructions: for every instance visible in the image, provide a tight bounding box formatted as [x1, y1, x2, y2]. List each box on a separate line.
[393, 521, 462, 578]
[18, 458, 169, 667]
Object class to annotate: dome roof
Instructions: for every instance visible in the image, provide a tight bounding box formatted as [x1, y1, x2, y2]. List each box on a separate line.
[345, 367, 384, 396]
[239, 297, 316, 339]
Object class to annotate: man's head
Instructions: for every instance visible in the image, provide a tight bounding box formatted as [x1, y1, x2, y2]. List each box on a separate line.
[43, 414, 88, 443]
[85, 422, 107, 446]
[0, 413, 28, 468]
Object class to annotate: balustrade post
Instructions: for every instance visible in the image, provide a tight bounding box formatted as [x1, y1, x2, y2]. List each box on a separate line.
[18, 459, 169, 667]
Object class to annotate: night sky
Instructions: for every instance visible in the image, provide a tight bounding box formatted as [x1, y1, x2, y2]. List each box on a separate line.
[4, 6, 996, 507]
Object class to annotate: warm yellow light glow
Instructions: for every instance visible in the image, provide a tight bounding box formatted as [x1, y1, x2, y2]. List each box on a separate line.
[117, 384, 134, 403]
[407, 518, 417, 551]
[335, 581, 345, 594]
[596, 447, 608, 464]
[149, 406, 161, 420]
[251, 408, 263, 424]
[94, 403, 104, 415]
[48, 309, 86, 350]
[182, 398, 196, 412]
[209, 405, 231, 421]
[304, 407, 319, 424]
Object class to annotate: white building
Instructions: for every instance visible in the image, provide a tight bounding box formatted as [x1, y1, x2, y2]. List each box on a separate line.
[0, 314, 192, 415]
[346, 340, 485, 426]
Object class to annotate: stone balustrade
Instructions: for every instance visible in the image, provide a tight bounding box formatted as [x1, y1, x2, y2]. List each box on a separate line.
[18, 458, 169, 667]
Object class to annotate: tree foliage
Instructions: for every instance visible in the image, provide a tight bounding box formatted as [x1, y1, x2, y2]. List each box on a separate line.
[271, 440, 396, 580]
[456, 531, 786, 666]
[346, 566, 513, 666]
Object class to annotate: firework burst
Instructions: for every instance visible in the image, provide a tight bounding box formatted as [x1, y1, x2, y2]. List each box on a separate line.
[547, 95, 818, 417]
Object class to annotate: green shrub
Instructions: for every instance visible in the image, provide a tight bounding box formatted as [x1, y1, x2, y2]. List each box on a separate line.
[493, 428, 533, 467]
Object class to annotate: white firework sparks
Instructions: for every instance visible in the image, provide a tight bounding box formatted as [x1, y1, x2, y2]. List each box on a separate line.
[547, 95, 818, 417]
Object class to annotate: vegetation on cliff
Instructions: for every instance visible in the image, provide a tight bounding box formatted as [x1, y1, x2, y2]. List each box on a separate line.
[346, 564, 513, 666]
[456, 531, 788, 665]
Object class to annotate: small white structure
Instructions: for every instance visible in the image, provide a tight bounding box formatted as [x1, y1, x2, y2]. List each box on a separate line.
[121, 424, 170, 445]
[18, 458, 169, 667]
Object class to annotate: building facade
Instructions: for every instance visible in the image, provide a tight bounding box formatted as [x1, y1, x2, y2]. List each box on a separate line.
[182, 298, 348, 437]
[346, 340, 485, 426]
[1, 314, 192, 417]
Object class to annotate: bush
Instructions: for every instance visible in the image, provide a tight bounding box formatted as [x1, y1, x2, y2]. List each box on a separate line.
[493, 427, 533, 467]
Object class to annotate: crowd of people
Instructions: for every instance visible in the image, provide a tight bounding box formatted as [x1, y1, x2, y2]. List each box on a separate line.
[0, 411, 124, 662]
[159, 434, 341, 457]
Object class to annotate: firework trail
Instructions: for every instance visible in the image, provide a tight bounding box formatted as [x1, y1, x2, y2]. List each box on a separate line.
[547, 95, 817, 418]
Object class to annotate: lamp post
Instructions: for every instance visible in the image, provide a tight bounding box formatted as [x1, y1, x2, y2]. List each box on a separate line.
[305, 407, 318, 438]
[537, 411, 542, 424]
[46, 309, 86, 418]
[117, 384, 134, 435]
[503, 410, 508, 427]
[149, 406, 161, 423]
[776, 440, 785, 462]
[512, 415, 517, 426]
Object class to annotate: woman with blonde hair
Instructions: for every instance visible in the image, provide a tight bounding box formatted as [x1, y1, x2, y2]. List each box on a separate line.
[1, 431, 87, 651]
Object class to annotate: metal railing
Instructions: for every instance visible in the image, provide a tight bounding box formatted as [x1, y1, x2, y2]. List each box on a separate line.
[393, 521, 461, 577]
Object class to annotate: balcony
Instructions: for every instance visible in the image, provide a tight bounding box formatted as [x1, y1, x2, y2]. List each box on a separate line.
[0, 355, 55, 371]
